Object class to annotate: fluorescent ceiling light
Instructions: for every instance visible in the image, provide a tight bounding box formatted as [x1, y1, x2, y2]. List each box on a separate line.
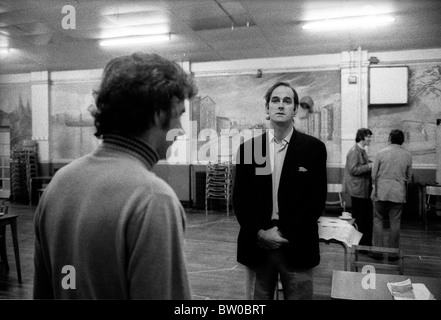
[303, 15, 395, 31]
[100, 25, 169, 39]
[100, 33, 170, 47]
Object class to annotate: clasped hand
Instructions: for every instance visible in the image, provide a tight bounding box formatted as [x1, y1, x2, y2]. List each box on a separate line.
[257, 227, 289, 250]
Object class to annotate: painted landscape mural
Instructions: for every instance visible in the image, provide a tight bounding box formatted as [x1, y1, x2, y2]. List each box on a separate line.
[50, 81, 101, 161]
[0, 83, 32, 150]
[368, 63, 441, 166]
[1, 62, 438, 168]
[193, 71, 342, 164]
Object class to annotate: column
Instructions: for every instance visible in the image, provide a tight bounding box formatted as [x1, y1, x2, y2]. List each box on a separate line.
[31, 71, 50, 164]
[340, 48, 370, 165]
[437, 119, 441, 184]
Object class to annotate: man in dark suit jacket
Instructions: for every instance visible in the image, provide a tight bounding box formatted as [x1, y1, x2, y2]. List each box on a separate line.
[343, 128, 373, 247]
[233, 82, 327, 300]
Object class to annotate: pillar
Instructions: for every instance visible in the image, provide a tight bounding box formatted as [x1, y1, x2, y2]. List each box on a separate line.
[31, 71, 50, 165]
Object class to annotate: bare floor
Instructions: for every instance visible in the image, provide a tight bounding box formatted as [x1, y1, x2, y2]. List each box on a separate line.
[1, 203, 441, 299]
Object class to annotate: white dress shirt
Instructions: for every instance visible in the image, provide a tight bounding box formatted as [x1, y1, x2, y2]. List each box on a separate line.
[268, 127, 294, 221]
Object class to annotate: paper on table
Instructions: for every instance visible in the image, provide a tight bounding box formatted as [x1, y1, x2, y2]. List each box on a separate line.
[387, 279, 436, 300]
[412, 284, 436, 300]
[318, 216, 353, 227]
[318, 217, 363, 247]
[387, 279, 415, 299]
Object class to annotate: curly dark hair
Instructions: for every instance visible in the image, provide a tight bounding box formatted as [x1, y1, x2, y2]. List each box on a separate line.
[355, 128, 373, 142]
[92, 52, 198, 137]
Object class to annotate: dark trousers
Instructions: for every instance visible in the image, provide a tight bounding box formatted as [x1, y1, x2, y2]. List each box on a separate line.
[253, 249, 313, 300]
[351, 196, 373, 246]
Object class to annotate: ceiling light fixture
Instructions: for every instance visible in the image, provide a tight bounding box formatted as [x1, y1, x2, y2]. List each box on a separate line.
[100, 33, 171, 47]
[302, 15, 395, 31]
[100, 25, 170, 39]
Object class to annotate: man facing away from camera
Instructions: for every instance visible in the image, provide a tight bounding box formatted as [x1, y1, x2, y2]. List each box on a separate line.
[233, 82, 327, 300]
[33, 53, 197, 299]
[371, 129, 412, 261]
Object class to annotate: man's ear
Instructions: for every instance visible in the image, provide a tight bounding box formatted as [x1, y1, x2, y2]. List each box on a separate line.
[153, 110, 167, 128]
[265, 105, 270, 120]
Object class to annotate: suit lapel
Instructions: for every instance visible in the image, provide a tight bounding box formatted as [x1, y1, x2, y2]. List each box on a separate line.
[280, 129, 301, 182]
[360, 146, 369, 164]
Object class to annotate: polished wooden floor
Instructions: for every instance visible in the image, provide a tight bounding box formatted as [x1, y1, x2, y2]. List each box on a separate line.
[1, 202, 441, 300]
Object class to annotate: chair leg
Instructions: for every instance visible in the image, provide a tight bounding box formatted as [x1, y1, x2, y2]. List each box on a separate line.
[10, 220, 22, 283]
[226, 194, 229, 218]
[423, 206, 428, 231]
[205, 192, 208, 216]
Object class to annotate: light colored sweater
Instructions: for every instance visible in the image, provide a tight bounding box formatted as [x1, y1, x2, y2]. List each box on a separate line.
[33, 134, 191, 299]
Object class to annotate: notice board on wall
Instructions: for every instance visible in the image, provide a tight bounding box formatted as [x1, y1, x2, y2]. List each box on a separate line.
[369, 66, 408, 104]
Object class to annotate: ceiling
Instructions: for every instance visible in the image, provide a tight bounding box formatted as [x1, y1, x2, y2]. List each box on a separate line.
[1, 0, 441, 75]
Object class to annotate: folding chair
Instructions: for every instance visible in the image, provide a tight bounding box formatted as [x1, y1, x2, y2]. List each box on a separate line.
[351, 245, 404, 275]
[422, 184, 441, 231]
[325, 184, 345, 215]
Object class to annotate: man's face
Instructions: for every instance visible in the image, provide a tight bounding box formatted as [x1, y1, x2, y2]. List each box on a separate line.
[362, 134, 372, 147]
[267, 86, 296, 125]
[158, 98, 185, 159]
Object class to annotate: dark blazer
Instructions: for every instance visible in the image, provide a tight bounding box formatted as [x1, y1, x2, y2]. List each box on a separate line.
[233, 129, 327, 269]
[344, 144, 371, 198]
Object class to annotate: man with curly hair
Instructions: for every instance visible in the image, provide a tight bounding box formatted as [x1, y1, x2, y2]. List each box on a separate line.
[33, 53, 197, 299]
[344, 128, 374, 247]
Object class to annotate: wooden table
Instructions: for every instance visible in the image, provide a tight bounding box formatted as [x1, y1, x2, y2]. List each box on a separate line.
[318, 216, 358, 271]
[331, 270, 441, 300]
[319, 238, 349, 271]
[0, 212, 22, 283]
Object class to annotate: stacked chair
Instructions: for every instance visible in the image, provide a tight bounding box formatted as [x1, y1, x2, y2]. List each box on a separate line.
[10, 140, 38, 204]
[205, 161, 233, 217]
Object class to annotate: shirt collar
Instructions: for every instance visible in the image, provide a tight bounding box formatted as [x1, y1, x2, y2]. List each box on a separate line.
[269, 126, 294, 145]
[102, 133, 159, 170]
[356, 142, 366, 150]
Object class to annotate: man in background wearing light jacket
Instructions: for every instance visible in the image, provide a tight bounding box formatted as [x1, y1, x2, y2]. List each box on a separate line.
[371, 129, 412, 261]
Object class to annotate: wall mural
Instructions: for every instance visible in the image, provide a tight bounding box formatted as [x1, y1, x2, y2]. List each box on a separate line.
[368, 63, 441, 166]
[193, 71, 342, 164]
[50, 82, 100, 161]
[4, 63, 436, 167]
[0, 83, 32, 150]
